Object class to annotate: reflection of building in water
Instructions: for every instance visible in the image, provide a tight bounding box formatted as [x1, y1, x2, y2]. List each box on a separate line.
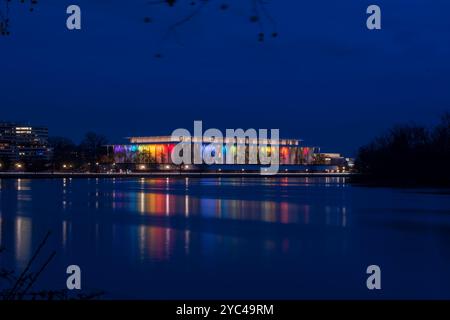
[137, 192, 184, 216]
[138, 225, 176, 261]
[15, 179, 32, 216]
[131, 188, 321, 225]
[15, 216, 32, 269]
[132, 188, 348, 227]
[62, 220, 71, 249]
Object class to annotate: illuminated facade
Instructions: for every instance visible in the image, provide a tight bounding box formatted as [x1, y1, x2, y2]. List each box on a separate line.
[109, 136, 318, 169]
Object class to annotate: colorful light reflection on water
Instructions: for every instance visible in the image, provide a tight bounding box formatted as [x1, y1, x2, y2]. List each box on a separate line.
[1, 177, 450, 299]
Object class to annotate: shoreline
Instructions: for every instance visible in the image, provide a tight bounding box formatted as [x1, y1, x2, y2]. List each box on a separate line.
[1, 173, 447, 189]
[0, 172, 353, 179]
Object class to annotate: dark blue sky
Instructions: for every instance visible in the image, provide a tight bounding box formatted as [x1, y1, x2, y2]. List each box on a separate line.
[1, 0, 449, 155]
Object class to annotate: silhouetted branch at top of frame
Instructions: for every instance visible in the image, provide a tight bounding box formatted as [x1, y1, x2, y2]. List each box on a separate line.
[0, 0, 38, 36]
[145, 0, 278, 58]
[0, 0, 278, 57]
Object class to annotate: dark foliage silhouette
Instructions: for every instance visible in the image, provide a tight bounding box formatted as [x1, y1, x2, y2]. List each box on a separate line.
[355, 113, 450, 186]
[48, 132, 110, 172]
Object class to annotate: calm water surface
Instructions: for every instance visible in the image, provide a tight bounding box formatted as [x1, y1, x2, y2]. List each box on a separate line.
[1, 177, 450, 299]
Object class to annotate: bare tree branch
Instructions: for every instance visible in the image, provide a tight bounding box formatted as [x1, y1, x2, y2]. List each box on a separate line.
[1, 0, 38, 36]
[147, 0, 278, 57]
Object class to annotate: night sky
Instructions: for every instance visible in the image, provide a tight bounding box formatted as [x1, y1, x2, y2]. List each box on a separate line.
[1, 0, 449, 155]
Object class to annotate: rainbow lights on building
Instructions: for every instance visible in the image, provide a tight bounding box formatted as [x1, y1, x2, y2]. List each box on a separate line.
[109, 136, 319, 169]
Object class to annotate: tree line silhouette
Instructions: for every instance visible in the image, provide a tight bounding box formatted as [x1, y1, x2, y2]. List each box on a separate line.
[355, 113, 450, 186]
[0, 132, 110, 172]
[48, 132, 110, 172]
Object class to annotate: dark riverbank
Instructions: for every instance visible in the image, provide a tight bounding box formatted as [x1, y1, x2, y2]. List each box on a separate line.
[3, 172, 449, 189]
[349, 173, 450, 188]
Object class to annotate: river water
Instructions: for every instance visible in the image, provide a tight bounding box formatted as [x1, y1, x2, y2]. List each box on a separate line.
[1, 177, 450, 299]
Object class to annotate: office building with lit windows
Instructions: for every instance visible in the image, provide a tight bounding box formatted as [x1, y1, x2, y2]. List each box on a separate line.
[0, 122, 52, 162]
[109, 136, 320, 171]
